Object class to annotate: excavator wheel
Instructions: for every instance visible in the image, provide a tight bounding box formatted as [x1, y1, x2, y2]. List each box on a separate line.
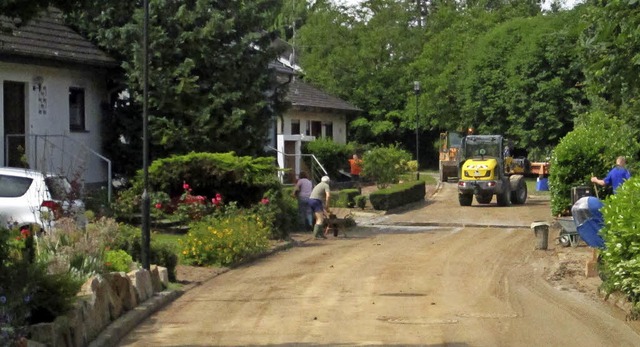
[496, 179, 511, 206]
[510, 175, 527, 205]
[459, 193, 473, 206]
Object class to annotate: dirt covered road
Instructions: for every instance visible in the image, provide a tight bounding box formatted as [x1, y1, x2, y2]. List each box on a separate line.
[119, 183, 640, 346]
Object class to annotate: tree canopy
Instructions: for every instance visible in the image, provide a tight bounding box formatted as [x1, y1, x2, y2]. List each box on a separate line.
[63, 0, 287, 175]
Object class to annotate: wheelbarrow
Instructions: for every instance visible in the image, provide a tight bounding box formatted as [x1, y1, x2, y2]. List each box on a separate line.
[557, 216, 580, 247]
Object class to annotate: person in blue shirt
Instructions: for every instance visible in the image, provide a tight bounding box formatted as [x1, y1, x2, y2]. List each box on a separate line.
[591, 156, 631, 194]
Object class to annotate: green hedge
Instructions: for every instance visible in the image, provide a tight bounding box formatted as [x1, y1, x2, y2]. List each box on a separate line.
[600, 177, 640, 310]
[549, 112, 639, 216]
[330, 189, 360, 208]
[369, 181, 425, 210]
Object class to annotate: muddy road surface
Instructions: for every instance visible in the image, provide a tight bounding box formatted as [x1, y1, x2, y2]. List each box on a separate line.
[119, 183, 640, 346]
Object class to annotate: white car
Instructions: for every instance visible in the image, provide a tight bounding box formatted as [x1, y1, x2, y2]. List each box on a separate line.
[0, 167, 85, 234]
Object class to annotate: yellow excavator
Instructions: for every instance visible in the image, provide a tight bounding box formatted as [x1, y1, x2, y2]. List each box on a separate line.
[438, 131, 463, 183]
[456, 135, 528, 206]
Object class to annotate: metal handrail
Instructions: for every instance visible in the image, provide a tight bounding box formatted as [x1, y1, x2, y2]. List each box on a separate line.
[265, 145, 328, 184]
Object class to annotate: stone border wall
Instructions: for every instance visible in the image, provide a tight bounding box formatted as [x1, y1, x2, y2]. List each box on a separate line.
[28, 265, 169, 347]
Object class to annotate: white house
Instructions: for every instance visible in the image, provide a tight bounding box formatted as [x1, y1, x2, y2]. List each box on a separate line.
[269, 58, 361, 183]
[0, 8, 117, 188]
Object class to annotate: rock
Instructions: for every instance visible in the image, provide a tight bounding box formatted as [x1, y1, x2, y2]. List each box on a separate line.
[154, 265, 169, 288]
[150, 266, 164, 293]
[106, 272, 138, 311]
[79, 275, 122, 339]
[128, 269, 154, 302]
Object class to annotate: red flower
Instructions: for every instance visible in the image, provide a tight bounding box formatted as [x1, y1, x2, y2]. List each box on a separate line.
[260, 198, 269, 205]
[183, 182, 190, 190]
[212, 194, 223, 206]
[155, 203, 162, 209]
[20, 229, 30, 238]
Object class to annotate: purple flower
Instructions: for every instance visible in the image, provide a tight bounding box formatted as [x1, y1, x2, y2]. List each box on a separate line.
[24, 295, 31, 303]
[0, 296, 6, 304]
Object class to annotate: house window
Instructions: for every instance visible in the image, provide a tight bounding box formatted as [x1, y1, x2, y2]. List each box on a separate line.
[324, 122, 333, 139]
[291, 119, 300, 134]
[311, 121, 322, 137]
[69, 87, 86, 131]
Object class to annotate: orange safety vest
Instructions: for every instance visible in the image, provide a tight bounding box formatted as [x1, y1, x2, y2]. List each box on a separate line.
[349, 159, 362, 175]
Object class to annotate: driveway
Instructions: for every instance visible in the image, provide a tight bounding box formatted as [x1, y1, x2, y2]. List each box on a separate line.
[118, 183, 640, 346]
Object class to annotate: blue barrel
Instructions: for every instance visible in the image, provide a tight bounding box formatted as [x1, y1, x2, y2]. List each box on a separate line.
[571, 196, 605, 248]
[536, 177, 549, 191]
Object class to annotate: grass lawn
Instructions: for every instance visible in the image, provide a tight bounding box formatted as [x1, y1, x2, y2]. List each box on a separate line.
[525, 177, 550, 196]
[152, 232, 183, 251]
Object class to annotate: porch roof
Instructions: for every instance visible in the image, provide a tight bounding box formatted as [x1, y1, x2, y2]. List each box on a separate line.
[0, 8, 117, 68]
[287, 77, 361, 114]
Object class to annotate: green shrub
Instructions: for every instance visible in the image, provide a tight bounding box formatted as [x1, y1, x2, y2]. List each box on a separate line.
[180, 211, 270, 266]
[112, 152, 281, 218]
[330, 189, 359, 208]
[104, 249, 134, 272]
[549, 112, 639, 216]
[36, 217, 121, 280]
[599, 177, 640, 311]
[113, 223, 178, 282]
[1, 228, 82, 344]
[369, 180, 425, 210]
[150, 242, 179, 282]
[304, 138, 354, 179]
[362, 145, 412, 189]
[354, 195, 367, 209]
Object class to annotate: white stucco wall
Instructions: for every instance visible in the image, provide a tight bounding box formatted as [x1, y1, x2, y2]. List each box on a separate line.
[0, 61, 109, 184]
[278, 110, 348, 145]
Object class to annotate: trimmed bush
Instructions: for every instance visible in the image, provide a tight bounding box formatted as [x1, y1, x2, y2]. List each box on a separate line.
[354, 195, 367, 209]
[369, 181, 425, 210]
[549, 112, 639, 216]
[600, 177, 640, 312]
[331, 189, 360, 208]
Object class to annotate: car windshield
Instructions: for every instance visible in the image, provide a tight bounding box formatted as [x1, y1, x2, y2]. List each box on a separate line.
[464, 140, 501, 158]
[45, 176, 71, 200]
[0, 175, 33, 197]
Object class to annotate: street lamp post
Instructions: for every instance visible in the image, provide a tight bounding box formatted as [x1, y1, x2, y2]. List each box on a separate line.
[141, 0, 150, 270]
[414, 81, 421, 180]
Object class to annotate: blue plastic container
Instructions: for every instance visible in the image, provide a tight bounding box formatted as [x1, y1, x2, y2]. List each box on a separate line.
[571, 196, 605, 248]
[536, 177, 549, 191]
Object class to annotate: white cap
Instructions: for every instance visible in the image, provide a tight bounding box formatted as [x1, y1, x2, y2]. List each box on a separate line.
[321, 176, 330, 183]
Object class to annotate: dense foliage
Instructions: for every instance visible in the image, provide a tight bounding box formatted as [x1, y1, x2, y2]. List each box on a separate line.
[303, 139, 354, 180]
[56, 0, 287, 176]
[600, 177, 640, 312]
[0, 227, 83, 345]
[369, 180, 426, 210]
[180, 207, 271, 266]
[548, 112, 639, 216]
[361, 145, 412, 189]
[113, 152, 281, 219]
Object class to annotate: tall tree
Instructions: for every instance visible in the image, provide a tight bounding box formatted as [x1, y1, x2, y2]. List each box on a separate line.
[580, 1, 640, 128]
[63, 0, 286, 175]
[297, 0, 423, 145]
[458, 12, 587, 152]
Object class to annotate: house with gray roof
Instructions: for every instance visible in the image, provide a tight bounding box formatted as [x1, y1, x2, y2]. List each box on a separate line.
[0, 7, 117, 186]
[269, 58, 361, 183]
